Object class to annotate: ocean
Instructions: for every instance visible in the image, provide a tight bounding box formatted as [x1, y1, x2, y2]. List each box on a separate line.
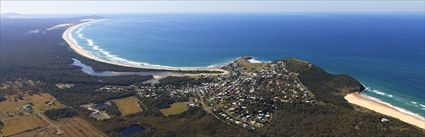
[70, 13, 425, 118]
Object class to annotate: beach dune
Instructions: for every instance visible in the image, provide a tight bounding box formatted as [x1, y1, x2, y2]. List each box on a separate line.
[345, 92, 425, 129]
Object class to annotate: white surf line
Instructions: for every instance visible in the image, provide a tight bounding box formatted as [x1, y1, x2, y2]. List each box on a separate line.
[62, 19, 228, 74]
[345, 92, 425, 129]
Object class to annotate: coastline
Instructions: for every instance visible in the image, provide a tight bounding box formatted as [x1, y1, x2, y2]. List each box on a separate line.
[62, 19, 228, 73]
[345, 92, 425, 129]
[63, 19, 425, 130]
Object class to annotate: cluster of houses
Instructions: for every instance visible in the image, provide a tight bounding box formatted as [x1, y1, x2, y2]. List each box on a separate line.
[92, 60, 315, 130]
[55, 83, 74, 89]
[196, 60, 314, 129]
[95, 85, 137, 93]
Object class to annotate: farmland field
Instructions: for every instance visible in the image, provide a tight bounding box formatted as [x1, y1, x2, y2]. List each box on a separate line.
[160, 102, 189, 117]
[6, 117, 107, 137]
[111, 96, 143, 116]
[0, 93, 106, 137]
[56, 117, 107, 137]
[0, 114, 48, 136]
[0, 93, 65, 119]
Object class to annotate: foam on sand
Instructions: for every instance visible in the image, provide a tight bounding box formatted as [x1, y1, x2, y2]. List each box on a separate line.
[345, 92, 425, 129]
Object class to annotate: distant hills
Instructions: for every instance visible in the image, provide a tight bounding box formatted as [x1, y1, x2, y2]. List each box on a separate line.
[1, 12, 22, 18]
[0, 13, 103, 19]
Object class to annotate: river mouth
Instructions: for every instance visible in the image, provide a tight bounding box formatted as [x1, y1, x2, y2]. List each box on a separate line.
[71, 58, 187, 77]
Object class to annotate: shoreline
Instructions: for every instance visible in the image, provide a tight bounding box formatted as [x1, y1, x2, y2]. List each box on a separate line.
[64, 20, 425, 129]
[345, 92, 425, 129]
[62, 19, 228, 73]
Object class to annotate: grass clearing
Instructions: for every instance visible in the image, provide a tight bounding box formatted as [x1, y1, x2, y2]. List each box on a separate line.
[111, 96, 143, 116]
[160, 102, 189, 117]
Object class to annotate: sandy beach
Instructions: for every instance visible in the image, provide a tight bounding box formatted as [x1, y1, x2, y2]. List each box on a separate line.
[345, 92, 425, 129]
[62, 19, 228, 74]
[63, 21, 100, 61]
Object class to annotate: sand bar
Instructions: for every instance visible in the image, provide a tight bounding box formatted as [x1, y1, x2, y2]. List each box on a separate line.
[345, 92, 425, 129]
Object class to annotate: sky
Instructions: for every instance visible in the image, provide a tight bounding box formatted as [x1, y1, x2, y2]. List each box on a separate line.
[1, 1, 424, 14]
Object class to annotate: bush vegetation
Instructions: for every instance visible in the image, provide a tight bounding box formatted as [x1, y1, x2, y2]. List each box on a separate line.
[44, 108, 77, 120]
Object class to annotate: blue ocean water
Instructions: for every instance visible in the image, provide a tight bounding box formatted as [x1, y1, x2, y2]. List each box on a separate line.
[72, 13, 425, 117]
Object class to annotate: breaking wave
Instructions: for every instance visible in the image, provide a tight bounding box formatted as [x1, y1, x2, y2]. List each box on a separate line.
[69, 19, 227, 70]
[361, 94, 425, 121]
[362, 84, 425, 117]
[363, 85, 394, 99]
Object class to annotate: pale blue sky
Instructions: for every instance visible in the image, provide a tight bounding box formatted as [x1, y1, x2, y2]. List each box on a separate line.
[1, 1, 424, 14]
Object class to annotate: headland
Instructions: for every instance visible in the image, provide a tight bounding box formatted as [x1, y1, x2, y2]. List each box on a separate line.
[62, 18, 425, 131]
